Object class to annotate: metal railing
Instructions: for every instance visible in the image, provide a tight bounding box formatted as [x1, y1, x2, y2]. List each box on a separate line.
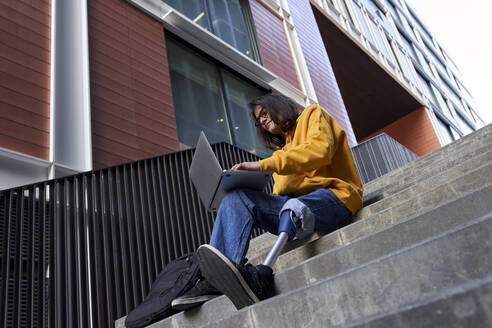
[352, 132, 418, 184]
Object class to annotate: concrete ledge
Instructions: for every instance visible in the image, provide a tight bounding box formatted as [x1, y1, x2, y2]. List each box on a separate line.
[342, 274, 492, 328]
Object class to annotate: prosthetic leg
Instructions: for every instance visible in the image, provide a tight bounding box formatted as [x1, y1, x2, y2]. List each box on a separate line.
[262, 232, 289, 267]
[262, 211, 299, 267]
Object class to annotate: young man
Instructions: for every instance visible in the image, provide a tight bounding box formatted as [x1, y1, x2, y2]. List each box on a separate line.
[172, 94, 363, 311]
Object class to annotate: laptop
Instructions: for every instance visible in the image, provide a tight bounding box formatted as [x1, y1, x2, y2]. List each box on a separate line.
[189, 131, 272, 211]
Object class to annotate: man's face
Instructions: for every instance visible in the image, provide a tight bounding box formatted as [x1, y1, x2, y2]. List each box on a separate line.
[254, 105, 282, 134]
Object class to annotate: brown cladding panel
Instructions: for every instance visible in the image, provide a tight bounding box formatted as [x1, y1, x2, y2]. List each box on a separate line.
[287, 0, 357, 146]
[0, 0, 50, 160]
[359, 107, 441, 157]
[249, 0, 301, 90]
[88, 0, 179, 169]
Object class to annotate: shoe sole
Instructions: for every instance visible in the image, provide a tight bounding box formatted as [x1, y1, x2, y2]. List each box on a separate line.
[171, 294, 218, 311]
[197, 245, 260, 310]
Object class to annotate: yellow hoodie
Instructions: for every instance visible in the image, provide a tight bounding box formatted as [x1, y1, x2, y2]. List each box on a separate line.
[259, 105, 363, 215]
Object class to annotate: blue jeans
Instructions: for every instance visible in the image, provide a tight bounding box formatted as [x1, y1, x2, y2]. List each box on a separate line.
[209, 188, 351, 264]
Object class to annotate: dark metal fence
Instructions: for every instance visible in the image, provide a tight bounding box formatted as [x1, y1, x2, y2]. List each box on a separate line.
[0, 143, 268, 328]
[352, 133, 418, 184]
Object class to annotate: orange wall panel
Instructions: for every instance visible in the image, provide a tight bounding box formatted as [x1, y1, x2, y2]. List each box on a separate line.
[0, 0, 51, 159]
[249, 0, 300, 90]
[359, 107, 441, 157]
[88, 0, 179, 169]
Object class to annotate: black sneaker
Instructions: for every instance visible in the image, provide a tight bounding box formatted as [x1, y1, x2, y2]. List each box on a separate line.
[197, 244, 275, 310]
[171, 278, 222, 311]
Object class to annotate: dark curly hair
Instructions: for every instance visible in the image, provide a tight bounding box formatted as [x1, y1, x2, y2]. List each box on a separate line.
[249, 93, 301, 149]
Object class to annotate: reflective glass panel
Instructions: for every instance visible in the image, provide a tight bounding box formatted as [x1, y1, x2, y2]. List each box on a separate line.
[352, 2, 373, 42]
[437, 118, 454, 145]
[166, 38, 232, 146]
[456, 113, 474, 135]
[163, 0, 256, 60]
[162, 0, 211, 30]
[221, 70, 271, 158]
[208, 0, 255, 59]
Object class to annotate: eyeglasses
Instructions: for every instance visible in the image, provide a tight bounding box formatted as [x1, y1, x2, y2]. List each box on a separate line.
[254, 107, 269, 127]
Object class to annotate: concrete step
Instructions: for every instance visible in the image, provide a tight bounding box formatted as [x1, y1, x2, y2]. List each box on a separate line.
[364, 139, 492, 201]
[363, 123, 492, 196]
[340, 274, 492, 328]
[133, 183, 492, 328]
[202, 212, 492, 327]
[354, 151, 492, 221]
[246, 154, 492, 267]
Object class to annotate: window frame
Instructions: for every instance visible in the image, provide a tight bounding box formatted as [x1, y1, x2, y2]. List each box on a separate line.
[162, 0, 263, 64]
[165, 32, 271, 156]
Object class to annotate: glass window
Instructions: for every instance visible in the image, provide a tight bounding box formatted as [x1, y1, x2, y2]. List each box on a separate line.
[470, 110, 483, 125]
[166, 36, 270, 157]
[442, 49, 460, 74]
[450, 127, 460, 140]
[440, 74, 462, 110]
[364, 0, 392, 35]
[163, 0, 211, 30]
[167, 38, 231, 146]
[339, 0, 356, 26]
[386, 2, 400, 24]
[414, 46, 432, 76]
[456, 114, 474, 136]
[394, 45, 411, 81]
[431, 84, 452, 119]
[353, 2, 373, 43]
[221, 71, 270, 157]
[396, 9, 413, 34]
[412, 17, 433, 46]
[369, 19, 390, 59]
[399, 34, 416, 61]
[364, 0, 382, 18]
[423, 42, 446, 75]
[436, 118, 454, 145]
[456, 79, 473, 103]
[163, 0, 258, 61]
[417, 73, 436, 105]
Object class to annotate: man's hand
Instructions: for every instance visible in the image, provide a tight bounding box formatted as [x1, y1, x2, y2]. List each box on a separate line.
[231, 161, 260, 171]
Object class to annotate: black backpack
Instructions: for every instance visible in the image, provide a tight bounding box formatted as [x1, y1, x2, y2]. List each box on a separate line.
[125, 251, 200, 328]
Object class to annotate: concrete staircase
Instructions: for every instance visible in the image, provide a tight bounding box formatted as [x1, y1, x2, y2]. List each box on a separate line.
[116, 123, 492, 328]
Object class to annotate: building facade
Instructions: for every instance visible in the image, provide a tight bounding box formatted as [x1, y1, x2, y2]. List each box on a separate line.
[0, 0, 485, 190]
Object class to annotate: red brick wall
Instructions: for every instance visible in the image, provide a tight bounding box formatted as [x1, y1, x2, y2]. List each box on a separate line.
[359, 107, 441, 157]
[88, 0, 179, 169]
[249, 0, 300, 90]
[0, 0, 51, 159]
[287, 0, 357, 146]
